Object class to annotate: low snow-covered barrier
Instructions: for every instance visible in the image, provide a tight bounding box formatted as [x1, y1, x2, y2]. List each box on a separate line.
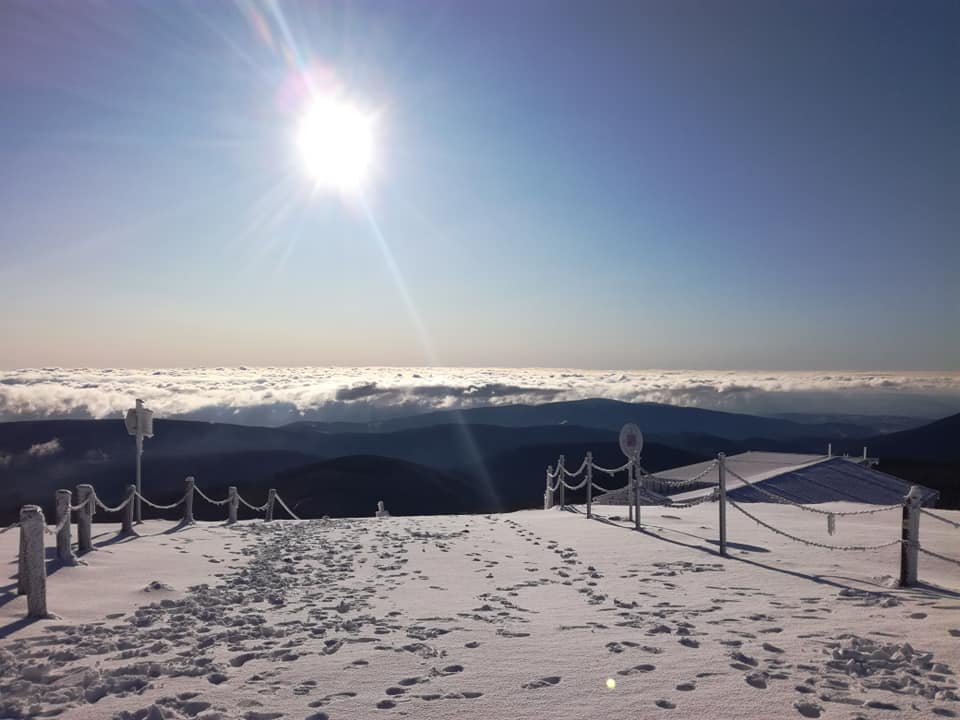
[545, 450, 960, 589]
[7, 478, 300, 620]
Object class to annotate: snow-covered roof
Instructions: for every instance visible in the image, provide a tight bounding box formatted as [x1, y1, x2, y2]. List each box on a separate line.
[664, 451, 940, 506]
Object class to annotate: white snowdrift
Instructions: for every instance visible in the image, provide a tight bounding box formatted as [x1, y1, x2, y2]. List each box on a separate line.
[1, 504, 958, 719]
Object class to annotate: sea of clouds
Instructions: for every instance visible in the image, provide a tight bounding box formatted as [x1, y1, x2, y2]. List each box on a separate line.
[1, 367, 959, 426]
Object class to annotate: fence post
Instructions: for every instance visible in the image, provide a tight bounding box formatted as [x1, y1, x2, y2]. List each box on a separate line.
[900, 485, 923, 587]
[122, 485, 136, 535]
[76, 484, 94, 554]
[228, 486, 238, 523]
[544, 466, 554, 510]
[19, 505, 48, 618]
[585, 452, 593, 519]
[183, 476, 195, 524]
[55, 489, 76, 564]
[17, 514, 27, 595]
[633, 462, 641, 531]
[266, 489, 276, 522]
[558, 455, 565, 509]
[718, 453, 727, 557]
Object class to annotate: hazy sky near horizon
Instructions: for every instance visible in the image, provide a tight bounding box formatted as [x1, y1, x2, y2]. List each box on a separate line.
[1, 1, 957, 370]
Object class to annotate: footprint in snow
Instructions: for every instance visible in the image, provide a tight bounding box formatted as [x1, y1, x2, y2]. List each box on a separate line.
[522, 676, 561, 689]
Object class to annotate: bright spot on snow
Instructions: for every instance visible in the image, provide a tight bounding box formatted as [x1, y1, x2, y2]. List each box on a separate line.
[606, 678, 616, 689]
[296, 96, 375, 193]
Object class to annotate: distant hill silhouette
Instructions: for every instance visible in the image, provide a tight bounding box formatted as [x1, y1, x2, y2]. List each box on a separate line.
[285, 398, 876, 440]
[859, 413, 960, 462]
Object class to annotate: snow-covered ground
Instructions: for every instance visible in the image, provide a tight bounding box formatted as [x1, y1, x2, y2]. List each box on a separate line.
[1, 503, 958, 719]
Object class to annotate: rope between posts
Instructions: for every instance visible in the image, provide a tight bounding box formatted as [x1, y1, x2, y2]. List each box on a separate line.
[638, 460, 719, 487]
[591, 481, 623, 494]
[93, 491, 134, 513]
[194, 486, 232, 507]
[69, 502, 87, 512]
[561, 476, 588, 491]
[590, 460, 633, 475]
[641, 488, 719, 509]
[0, 521, 20, 535]
[237, 494, 270, 512]
[727, 497, 902, 551]
[919, 508, 960, 529]
[45, 513, 71, 535]
[724, 467, 903, 517]
[135, 491, 188, 511]
[547, 476, 562, 493]
[918, 546, 960, 566]
[273, 494, 301, 521]
[562, 457, 589, 477]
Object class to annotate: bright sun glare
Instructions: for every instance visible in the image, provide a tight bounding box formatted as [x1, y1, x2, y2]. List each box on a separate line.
[296, 97, 374, 193]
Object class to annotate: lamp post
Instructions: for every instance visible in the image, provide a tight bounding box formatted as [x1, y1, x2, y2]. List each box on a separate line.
[125, 399, 154, 523]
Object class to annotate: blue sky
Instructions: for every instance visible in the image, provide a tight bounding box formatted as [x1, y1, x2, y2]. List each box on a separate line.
[1, 1, 957, 370]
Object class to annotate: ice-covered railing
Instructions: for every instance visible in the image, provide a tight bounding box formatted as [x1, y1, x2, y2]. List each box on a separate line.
[10, 478, 300, 620]
[544, 450, 958, 589]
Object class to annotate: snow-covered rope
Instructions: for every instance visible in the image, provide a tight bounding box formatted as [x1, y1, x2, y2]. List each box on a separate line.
[727, 497, 902, 551]
[562, 457, 590, 477]
[591, 481, 624, 494]
[919, 508, 960, 529]
[547, 476, 562, 492]
[136, 490, 188, 511]
[93, 490, 134, 513]
[237, 493, 270, 512]
[44, 512, 72, 536]
[724, 467, 903, 517]
[0, 521, 20, 535]
[69, 500, 88, 512]
[638, 460, 719, 488]
[273, 494, 301, 521]
[194, 485, 232, 507]
[590, 459, 633, 476]
[637, 487, 718, 509]
[918, 546, 960, 566]
[561, 476, 589, 491]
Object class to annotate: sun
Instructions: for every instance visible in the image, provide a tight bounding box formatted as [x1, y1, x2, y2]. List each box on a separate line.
[296, 97, 375, 193]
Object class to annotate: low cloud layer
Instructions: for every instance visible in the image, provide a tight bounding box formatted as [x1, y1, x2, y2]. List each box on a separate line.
[1, 367, 958, 426]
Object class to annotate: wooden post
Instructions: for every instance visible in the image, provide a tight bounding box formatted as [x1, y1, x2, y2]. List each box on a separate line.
[20, 505, 48, 618]
[55, 489, 76, 564]
[122, 485, 136, 535]
[900, 485, 923, 587]
[76, 484, 94, 554]
[17, 515, 27, 595]
[557, 455, 565, 509]
[718, 453, 727, 557]
[633, 462, 641, 531]
[627, 462, 634, 524]
[585, 452, 593, 519]
[544, 466, 554, 510]
[183, 476, 195, 524]
[228, 486, 238, 523]
[266, 489, 276, 522]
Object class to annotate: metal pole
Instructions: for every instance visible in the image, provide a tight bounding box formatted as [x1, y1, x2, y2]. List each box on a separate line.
[266, 489, 277, 522]
[627, 462, 634, 523]
[122, 485, 136, 535]
[718, 453, 727, 557]
[135, 413, 143, 524]
[585, 452, 593, 519]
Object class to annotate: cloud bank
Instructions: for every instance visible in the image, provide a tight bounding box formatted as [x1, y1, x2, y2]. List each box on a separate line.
[1, 367, 958, 426]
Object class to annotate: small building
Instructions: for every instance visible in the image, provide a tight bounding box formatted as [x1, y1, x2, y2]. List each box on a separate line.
[598, 451, 940, 507]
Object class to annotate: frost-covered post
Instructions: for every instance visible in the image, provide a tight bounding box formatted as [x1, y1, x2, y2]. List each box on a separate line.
[55, 489, 76, 564]
[121, 485, 136, 535]
[585, 452, 593, 519]
[900, 485, 923, 587]
[544, 465, 554, 509]
[558, 455, 566, 509]
[17, 515, 27, 595]
[633, 462, 641, 531]
[183, 476, 195, 524]
[19, 505, 48, 618]
[266, 489, 276, 521]
[227, 486, 238, 523]
[718, 453, 727, 557]
[76, 484, 94, 554]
